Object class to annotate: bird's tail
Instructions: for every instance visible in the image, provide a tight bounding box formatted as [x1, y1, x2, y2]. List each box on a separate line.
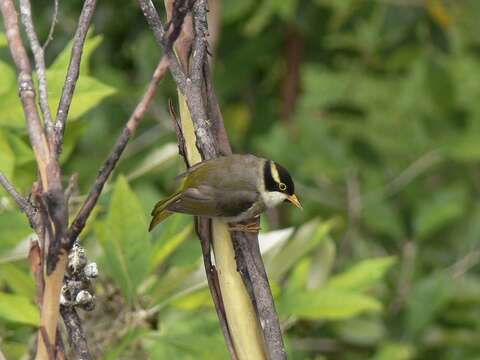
[149, 192, 181, 231]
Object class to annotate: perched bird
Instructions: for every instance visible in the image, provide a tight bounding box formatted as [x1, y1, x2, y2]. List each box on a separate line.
[149, 154, 302, 232]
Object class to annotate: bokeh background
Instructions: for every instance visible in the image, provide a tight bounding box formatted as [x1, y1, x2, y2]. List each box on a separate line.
[2, 0, 480, 359]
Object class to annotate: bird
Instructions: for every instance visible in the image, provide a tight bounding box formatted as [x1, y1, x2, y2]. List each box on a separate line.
[149, 154, 302, 232]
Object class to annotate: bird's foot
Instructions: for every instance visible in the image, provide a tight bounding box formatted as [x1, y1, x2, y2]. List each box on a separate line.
[228, 222, 261, 233]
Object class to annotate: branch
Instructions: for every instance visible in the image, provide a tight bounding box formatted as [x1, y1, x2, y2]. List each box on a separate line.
[60, 306, 92, 360]
[0, 0, 52, 187]
[19, 0, 55, 133]
[68, 56, 170, 245]
[53, 0, 98, 157]
[42, 0, 59, 50]
[136, 0, 187, 91]
[143, 1, 286, 358]
[138, 0, 218, 162]
[0, 171, 37, 221]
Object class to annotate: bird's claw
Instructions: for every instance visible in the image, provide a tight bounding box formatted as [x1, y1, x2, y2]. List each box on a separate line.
[228, 222, 261, 233]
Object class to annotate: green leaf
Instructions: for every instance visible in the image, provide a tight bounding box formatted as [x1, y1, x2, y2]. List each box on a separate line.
[269, 218, 339, 281]
[0, 60, 16, 95]
[0, 32, 7, 47]
[101, 328, 147, 360]
[150, 224, 192, 269]
[308, 237, 336, 289]
[406, 272, 452, 337]
[327, 256, 396, 292]
[334, 318, 385, 346]
[414, 186, 467, 240]
[0, 210, 31, 255]
[97, 176, 152, 303]
[279, 287, 382, 320]
[46, 70, 116, 121]
[0, 35, 114, 128]
[446, 127, 480, 162]
[373, 342, 416, 360]
[149, 333, 227, 360]
[2, 341, 29, 360]
[363, 199, 404, 239]
[287, 258, 311, 292]
[223, 0, 255, 22]
[171, 289, 212, 310]
[6, 132, 34, 166]
[0, 90, 25, 128]
[50, 33, 103, 75]
[147, 311, 228, 359]
[0, 264, 35, 299]
[0, 292, 40, 325]
[0, 129, 15, 179]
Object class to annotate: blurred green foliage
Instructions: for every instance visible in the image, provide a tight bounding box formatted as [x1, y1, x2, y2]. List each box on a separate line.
[2, 0, 480, 359]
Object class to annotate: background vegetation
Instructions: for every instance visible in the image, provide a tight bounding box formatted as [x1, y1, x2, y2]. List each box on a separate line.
[1, 0, 480, 359]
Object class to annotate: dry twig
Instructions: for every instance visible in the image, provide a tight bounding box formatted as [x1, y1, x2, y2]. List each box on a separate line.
[53, 0, 98, 157]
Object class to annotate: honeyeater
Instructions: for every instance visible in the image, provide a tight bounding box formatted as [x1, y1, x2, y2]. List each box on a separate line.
[149, 154, 302, 232]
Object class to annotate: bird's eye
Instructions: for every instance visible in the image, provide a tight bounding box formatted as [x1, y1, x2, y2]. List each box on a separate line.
[279, 182, 287, 191]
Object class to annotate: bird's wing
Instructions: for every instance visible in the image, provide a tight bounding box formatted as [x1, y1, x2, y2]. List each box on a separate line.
[166, 186, 258, 218]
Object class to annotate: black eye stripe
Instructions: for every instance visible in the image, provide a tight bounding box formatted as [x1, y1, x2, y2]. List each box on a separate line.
[264, 160, 295, 195]
[274, 162, 294, 195]
[264, 160, 277, 192]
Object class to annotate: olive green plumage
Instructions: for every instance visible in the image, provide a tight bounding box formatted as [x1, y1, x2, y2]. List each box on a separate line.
[149, 154, 301, 231]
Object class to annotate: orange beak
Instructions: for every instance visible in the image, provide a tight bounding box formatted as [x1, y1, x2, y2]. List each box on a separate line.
[287, 194, 303, 210]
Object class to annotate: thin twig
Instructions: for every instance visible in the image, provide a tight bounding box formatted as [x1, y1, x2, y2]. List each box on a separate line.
[136, 0, 187, 91]
[42, 0, 59, 50]
[39, 326, 55, 360]
[53, 0, 98, 157]
[19, 0, 55, 134]
[0, 171, 36, 219]
[65, 173, 79, 202]
[60, 306, 93, 360]
[68, 56, 170, 245]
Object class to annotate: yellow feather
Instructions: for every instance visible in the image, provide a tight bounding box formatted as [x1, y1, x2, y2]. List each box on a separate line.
[149, 192, 181, 231]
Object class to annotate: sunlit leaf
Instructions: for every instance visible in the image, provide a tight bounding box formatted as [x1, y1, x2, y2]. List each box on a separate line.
[279, 288, 382, 320]
[46, 70, 116, 121]
[0, 264, 35, 299]
[327, 256, 396, 292]
[0, 292, 39, 325]
[50, 33, 103, 75]
[334, 318, 385, 346]
[0, 60, 15, 95]
[268, 218, 339, 281]
[151, 224, 192, 269]
[373, 342, 416, 360]
[97, 176, 152, 303]
[0, 130, 15, 179]
[406, 272, 452, 337]
[414, 186, 467, 240]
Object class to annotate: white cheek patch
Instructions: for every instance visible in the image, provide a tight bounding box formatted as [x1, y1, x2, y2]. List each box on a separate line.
[262, 191, 288, 209]
[270, 162, 280, 183]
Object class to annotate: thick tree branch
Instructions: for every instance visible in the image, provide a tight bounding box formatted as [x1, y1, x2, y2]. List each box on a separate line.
[68, 56, 170, 245]
[53, 0, 98, 157]
[19, 0, 55, 134]
[141, 1, 287, 358]
[60, 306, 92, 360]
[137, 0, 218, 166]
